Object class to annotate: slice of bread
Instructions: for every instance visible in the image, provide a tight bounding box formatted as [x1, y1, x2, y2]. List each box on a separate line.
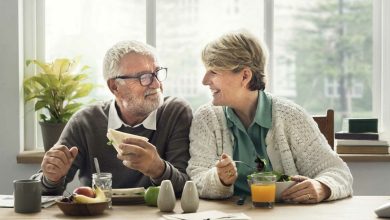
[106, 128, 149, 153]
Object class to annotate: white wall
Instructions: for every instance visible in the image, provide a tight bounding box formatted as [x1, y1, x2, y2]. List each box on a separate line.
[0, 0, 41, 194]
[0, 0, 389, 196]
[348, 162, 390, 196]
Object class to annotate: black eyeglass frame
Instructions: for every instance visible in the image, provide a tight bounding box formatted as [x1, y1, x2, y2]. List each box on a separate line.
[113, 67, 168, 86]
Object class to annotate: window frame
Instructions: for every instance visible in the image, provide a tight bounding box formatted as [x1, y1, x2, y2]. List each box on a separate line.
[22, 0, 389, 150]
[373, 0, 390, 140]
[23, 0, 45, 150]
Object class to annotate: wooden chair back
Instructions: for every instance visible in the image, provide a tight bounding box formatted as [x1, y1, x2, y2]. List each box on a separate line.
[313, 109, 334, 150]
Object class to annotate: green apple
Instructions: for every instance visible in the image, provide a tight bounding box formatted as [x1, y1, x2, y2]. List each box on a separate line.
[144, 186, 160, 206]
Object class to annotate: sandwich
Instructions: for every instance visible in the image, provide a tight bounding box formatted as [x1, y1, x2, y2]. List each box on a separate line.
[106, 128, 149, 153]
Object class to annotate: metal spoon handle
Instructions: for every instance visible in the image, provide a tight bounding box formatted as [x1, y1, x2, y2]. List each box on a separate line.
[94, 157, 101, 175]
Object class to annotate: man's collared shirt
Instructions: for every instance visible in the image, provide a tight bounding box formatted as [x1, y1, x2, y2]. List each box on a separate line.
[106, 99, 170, 185]
[224, 90, 273, 196]
[107, 99, 157, 130]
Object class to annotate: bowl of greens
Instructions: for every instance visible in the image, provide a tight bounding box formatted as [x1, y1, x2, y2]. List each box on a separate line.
[247, 156, 296, 202]
[273, 172, 295, 201]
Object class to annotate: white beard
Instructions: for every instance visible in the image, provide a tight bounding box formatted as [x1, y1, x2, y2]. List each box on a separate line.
[121, 88, 163, 117]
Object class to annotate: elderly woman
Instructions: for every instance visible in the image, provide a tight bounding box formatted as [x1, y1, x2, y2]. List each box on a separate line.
[187, 30, 353, 203]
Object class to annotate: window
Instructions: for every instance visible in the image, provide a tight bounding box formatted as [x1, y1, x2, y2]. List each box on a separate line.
[38, 0, 263, 108]
[273, 0, 373, 130]
[23, 0, 387, 149]
[325, 77, 364, 98]
[156, 0, 263, 108]
[45, 0, 146, 100]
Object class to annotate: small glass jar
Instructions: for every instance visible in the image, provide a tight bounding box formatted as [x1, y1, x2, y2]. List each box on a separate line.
[92, 172, 112, 208]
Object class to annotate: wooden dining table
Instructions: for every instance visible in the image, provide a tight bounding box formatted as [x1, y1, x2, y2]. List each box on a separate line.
[1, 196, 389, 219]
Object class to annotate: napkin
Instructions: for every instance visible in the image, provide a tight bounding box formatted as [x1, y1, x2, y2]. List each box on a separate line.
[0, 195, 61, 208]
[162, 210, 251, 220]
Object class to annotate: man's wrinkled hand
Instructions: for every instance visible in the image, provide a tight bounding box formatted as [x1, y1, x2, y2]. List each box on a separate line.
[41, 145, 78, 183]
[117, 138, 165, 179]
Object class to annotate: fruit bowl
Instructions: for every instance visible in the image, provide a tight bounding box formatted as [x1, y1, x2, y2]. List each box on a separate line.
[56, 199, 109, 216]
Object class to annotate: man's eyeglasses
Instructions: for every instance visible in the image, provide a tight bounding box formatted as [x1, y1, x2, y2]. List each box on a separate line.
[114, 67, 168, 86]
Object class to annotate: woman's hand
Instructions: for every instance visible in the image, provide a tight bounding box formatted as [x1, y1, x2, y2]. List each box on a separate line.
[281, 175, 331, 203]
[215, 153, 238, 186]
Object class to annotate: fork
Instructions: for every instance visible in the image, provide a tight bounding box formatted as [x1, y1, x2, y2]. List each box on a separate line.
[233, 160, 256, 170]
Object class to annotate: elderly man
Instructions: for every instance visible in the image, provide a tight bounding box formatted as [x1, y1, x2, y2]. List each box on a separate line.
[31, 41, 192, 195]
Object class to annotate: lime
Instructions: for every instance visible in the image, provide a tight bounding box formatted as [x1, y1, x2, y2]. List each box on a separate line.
[144, 186, 160, 206]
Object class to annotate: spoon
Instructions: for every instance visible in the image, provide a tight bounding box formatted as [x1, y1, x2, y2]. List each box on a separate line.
[94, 157, 101, 177]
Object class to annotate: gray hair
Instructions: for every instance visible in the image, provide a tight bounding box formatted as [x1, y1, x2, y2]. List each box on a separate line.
[201, 30, 268, 91]
[103, 40, 159, 80]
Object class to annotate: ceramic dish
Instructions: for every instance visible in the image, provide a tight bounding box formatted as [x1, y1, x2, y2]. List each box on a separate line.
[275, 181, 296, 202]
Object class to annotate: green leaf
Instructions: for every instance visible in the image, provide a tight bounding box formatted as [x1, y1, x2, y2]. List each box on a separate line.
[63, 103, 83, 113]
[31, 75, 48, 88]
[71, 84, 94, 99]
[40, 114, 48, 122]
[34, 100, 47, 111]
[73, 73, 88, 81]
[27, 60, 51, 75]
[52, 58, 71, 75]
[80, 65, 90, 72]
[278, 174, 291, 182]
[254, 155, 267, 172]
[60, 113, 73, 123]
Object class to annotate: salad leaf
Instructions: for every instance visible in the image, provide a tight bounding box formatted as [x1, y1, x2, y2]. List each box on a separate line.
[254, 155, 266, 172]
[270, 171, 291, 182]
[278, 174, 291, 182]
[247, 155, 291, 182]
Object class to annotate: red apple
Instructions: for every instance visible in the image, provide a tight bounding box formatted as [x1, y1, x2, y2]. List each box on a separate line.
[73, 186, 95, 198]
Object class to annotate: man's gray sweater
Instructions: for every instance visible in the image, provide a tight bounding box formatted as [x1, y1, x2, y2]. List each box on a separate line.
[32, 96, 192, 195]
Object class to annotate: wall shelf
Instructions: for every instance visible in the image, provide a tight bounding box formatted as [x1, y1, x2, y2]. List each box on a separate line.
[16, 150, 390, 164]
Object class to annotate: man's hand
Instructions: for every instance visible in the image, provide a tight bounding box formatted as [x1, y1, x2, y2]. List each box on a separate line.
[117, 138, 165, 179]
[41, 145, 78, 183]
[281, 175, 331, 203]
[215, 153, 238, 186]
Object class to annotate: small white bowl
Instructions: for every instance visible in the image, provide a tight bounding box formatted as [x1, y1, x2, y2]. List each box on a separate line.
[276, 181, 296, 201]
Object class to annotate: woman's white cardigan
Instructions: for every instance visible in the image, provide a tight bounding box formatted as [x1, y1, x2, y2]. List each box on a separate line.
[187, 95, 353, 200]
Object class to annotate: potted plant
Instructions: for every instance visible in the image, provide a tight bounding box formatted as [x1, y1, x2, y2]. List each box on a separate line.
[24, 58, 95, 151]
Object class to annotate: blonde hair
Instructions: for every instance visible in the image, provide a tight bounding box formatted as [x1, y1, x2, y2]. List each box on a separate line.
[103, 40, 159, 81]
[201, 30, 268, 90]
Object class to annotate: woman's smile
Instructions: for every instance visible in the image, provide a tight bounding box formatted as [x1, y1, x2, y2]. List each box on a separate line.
[211, 89, 220, 96]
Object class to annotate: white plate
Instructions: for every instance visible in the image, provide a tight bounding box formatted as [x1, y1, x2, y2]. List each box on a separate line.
[112, 187, 145, 205]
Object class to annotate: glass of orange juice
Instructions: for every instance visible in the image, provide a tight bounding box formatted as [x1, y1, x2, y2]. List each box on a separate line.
[249, 172, 276, 208]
